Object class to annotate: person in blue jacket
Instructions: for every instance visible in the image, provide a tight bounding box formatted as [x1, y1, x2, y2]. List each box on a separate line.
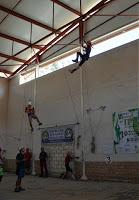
[15, 148, 26, 192]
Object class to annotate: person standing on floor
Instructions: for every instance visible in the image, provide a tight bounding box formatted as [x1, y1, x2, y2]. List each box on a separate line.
[15, 148, 26, 192]
[24, 148, 32, 174]
[39, 147, 48, 177]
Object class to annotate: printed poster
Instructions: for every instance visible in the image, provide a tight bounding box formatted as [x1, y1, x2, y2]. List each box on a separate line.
[113, 108, 139, 153]
[41, 125, 74, 144]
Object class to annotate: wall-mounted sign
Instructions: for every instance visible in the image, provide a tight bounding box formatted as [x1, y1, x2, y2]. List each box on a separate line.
[41, 125, 74, 144]
[113, 108, 139, 153]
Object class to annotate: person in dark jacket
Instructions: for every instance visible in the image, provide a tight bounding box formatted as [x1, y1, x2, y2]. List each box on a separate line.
[70, 40, 92, 73]
[15, 148, 25, 192]
[24, 148, 32, 174]
[39, 147, 48, 177]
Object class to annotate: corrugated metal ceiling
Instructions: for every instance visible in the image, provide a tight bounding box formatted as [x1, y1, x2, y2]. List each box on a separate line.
[0, 0, 138, 78]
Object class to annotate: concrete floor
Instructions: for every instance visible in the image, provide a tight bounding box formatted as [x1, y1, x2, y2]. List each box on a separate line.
[0, 174, 139, 200]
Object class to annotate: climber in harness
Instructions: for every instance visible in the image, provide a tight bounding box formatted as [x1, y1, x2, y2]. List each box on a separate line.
[70, 40, 92, 73]
[25, 101, 42, 132]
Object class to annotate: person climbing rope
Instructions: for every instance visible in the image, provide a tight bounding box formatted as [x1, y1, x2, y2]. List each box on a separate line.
[25, 101, 42, 132]
[70, 40, 92, 73]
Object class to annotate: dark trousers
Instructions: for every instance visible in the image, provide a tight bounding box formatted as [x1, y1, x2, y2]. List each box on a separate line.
[76, 52, 87, 66]
[65, 164, 72, 173]
[25, 161, 31, 174]
[63, 164, 73, 179]
[40, 160, 48, 176]
[28, 114, 40, 129]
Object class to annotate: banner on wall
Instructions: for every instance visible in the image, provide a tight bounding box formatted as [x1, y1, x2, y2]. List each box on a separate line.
[41, 125, 74, 144]
[113, 108, 139, 154]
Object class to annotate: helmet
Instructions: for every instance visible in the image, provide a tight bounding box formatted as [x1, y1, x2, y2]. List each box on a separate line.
[28, 100, 32, 105]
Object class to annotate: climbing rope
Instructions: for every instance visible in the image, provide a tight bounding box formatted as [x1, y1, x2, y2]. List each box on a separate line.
[64, 70, 79, 124]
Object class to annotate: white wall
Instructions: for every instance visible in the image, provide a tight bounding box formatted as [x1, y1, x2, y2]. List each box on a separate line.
[0, 78, 8, 150]
[6, 40, 139, 162]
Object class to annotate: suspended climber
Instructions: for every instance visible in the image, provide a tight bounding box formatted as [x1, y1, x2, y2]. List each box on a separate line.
[25, 101, 42, 132]
[70, 40, 92, 73]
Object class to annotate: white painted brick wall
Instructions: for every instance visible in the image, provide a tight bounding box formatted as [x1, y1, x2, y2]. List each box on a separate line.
[43, 143, 74, 173]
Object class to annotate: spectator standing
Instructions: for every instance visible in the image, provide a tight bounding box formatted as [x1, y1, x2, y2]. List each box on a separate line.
[24, 148, 32, 174]
[39, 147, 48, 177]
[15, 148, 25, 192]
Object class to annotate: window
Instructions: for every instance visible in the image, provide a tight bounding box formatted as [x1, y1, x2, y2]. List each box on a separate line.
[20, 70, 35, 84]
[91, 25, 139, 57]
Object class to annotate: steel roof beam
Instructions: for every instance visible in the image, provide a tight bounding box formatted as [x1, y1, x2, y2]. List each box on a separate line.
[0, 17, 79, 67]
[0, 32, 41, 49]
[50, 0, 81, 16]
[37, 0, 116, 55]
[0, 0, 90, 68]
[0, 68, 12, 75]
[0, 5, 56, 32]
[10, 0, 115, 77]
[9, 0, 139, 78]
[10, 21, 79, 77]
[0, 52, 26, 63]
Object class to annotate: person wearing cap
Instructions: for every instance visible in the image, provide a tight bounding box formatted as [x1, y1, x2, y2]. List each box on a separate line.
[15, 148, 26, 192]
[25, 102, 42, 132]
[70, 40, 92, 73]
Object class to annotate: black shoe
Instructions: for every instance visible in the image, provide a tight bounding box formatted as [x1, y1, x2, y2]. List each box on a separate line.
[19, 187, 25, 191]
[31, 127, 34, 132]
[70, 68, 77, 73]
[39, 122, 42, 126]
[72, 59, 78, 63]
[14, 188, 20, 192]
